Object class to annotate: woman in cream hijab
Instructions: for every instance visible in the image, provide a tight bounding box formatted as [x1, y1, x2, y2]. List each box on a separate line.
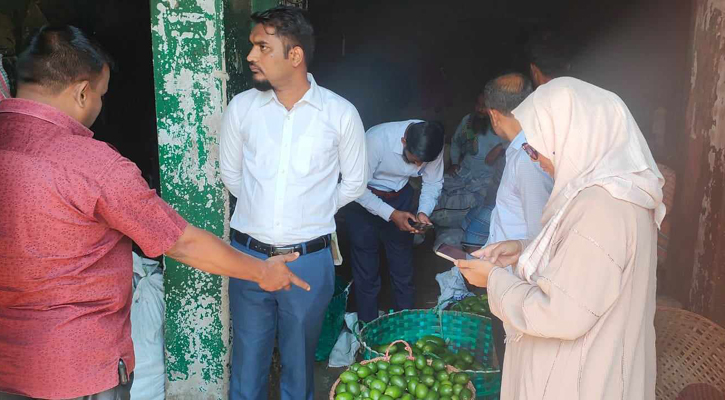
[456, 77, 665, 399]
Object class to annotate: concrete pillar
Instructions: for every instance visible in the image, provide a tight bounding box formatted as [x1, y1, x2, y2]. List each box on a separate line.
[666, 0, 725, 325]
[150, 0, 230, 398]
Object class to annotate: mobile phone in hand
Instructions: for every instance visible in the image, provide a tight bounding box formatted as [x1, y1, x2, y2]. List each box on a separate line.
[435, 244, 474, 262]
[409, 220, 433, 233]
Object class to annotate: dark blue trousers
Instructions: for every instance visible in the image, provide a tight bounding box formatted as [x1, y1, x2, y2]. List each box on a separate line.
[228, 235, 335, 400]
[343, 185, 415, 323]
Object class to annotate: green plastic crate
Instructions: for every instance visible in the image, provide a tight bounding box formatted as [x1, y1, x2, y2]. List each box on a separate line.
[314, 276, 352, 361]
[356, 309, 502, 399]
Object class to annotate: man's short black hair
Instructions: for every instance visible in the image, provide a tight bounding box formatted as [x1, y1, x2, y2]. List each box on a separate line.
[16, 25, 113, 93]
[526, 31, 573, 79]
[251, 6, 315, 66]
[483, 73, 534, 115]
[405, 121, 445, 163]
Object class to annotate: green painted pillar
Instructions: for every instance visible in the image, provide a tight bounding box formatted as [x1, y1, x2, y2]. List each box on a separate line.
[150, 0, 230, 398]
[151, 0, 286, 397]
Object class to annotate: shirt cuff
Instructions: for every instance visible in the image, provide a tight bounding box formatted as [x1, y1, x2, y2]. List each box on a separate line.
[487, 266, 521, 321]
[380, 203, 396, 221]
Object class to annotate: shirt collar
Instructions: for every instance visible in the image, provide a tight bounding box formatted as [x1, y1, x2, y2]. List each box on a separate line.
[0, 98, 94, 138]
[256, 73, 323, 111]
[509, 130, 527, 150]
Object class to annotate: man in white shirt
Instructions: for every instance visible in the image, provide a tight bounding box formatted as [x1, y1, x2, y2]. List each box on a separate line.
[342, 120, 444, 322]
[483, 73, 554, 365]
[218, 7, 367, 400]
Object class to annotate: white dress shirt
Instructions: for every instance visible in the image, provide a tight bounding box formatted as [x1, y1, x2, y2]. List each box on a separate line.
[219, 74, 368, 245]
[355, 120, 444, 221]
[486, 131, 553, 245]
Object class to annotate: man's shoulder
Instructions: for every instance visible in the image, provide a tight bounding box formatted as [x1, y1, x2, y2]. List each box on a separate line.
[317, 84, 359, 115]
[229, 89, 261, 108]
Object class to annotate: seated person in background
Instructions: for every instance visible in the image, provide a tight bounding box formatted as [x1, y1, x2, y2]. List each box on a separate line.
[430, 91, 505, 247]
[342, 120, 444, 322]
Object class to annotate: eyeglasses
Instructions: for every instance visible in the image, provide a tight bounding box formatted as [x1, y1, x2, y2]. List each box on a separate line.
[522, 142, 539, 161]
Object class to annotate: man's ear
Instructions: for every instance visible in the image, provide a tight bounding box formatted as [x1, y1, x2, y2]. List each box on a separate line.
[290, 46, 305, 68]
[72, 80, 91, 108]
[488, 109, 500, 128]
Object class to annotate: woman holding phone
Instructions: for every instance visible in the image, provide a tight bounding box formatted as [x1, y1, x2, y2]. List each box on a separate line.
[456, 77, 665, 399]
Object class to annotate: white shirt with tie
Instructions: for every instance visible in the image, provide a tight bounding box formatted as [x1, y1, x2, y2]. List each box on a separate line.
[219, 74, 368, 246]
[356, 120, 444, 221]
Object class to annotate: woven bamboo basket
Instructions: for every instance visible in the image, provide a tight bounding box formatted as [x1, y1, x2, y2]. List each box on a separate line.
[329, 340, 476, 399]
[654, 306, 725, 400]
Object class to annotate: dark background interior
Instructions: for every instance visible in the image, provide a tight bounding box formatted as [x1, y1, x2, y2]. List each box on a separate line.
[2, 0, 691, 190]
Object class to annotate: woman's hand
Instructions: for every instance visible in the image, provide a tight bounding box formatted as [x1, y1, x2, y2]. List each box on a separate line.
[478, 240, 524, 267]
[455, 258, 497, 288]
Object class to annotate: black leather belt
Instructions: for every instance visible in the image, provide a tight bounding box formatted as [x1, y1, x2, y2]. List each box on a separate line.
[233, 231, 331, 257]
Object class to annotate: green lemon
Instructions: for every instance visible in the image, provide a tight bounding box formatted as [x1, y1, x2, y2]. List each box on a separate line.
[370, 389, 382, 400]
[377, 361, 390, 371]
[457, 350, 474, 365]
[357, 366, 373, 379]
[421, 375, 436, 387]
[336, 383, 348, 394]
[436, 371, 449, 382]
[384, 386, 403, 399]
[347, 382, 362, 396]
[452, 384, 464, 395]
[404, 360, 415, 369]
[351, 363, 362, 372]
[388, 365, 405, 376]
[438, 385, 453, 397]
[407, 378, 419, 394]
[390, 375, 406, 389]
[368, 362, 379, 373]
[442, 354, 457, 365]
[364, 376, 376, 387]
[405, 366, 418, 378]
[335, 393, 354, 400]
[414, 384, 429, 399]
[431, 359, 446, 372]
[421, 335, 446, 347]
[422, 366, 435, 376]
[452, 373, 470, 385]
[390, 353, 408, 366]
[459, 388, 473, 400]
[341, 371, 358, 384]
[401, 394, 413, 400]
[424, 391, 439, 400]
[370, 379, 387, 392]
[414, 357, 427, 370]
[380, 396, 394, 400]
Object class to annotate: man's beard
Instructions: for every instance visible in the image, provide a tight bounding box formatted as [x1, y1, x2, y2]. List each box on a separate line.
[252, 78, 273, 92]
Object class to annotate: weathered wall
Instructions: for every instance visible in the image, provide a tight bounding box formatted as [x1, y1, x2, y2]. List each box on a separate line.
[150, 0, 231, 398]
[666, 0, 725, 326]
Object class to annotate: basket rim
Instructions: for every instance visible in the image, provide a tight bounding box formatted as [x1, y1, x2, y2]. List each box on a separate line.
[356, 309, 501, 374]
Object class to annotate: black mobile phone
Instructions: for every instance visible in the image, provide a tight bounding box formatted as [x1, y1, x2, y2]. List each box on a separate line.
[408, 219, 433, 232]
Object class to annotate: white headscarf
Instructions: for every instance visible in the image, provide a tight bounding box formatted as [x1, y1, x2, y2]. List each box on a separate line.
[512, 77, 665, 283]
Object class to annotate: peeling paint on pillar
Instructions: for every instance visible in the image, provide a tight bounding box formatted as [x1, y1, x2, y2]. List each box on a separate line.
[150, 0, 231, 398]
[667, 0, 725, 325]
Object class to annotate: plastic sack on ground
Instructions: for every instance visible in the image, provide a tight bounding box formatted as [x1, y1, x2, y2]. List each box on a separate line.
[328, 312, 360, 368]
[130, 252, 165, 400]
[435, 266, 471, 309]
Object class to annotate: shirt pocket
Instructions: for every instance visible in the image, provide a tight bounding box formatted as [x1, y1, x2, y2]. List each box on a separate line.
[291, 136, 335, 176]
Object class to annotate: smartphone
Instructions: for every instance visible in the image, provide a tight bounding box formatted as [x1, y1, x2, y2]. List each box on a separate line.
[435, 244, 474, 262]
[409, 220, 433, 233]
